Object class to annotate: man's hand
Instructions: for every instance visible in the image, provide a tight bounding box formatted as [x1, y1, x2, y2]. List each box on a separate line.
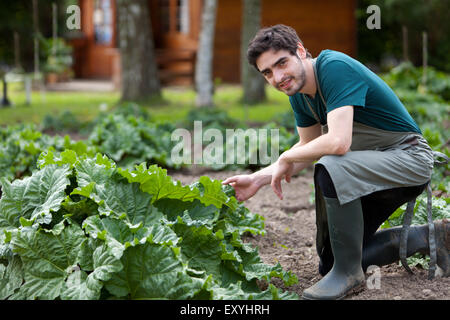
[222, 175, 263, 202]
[270, 155, 294, 200]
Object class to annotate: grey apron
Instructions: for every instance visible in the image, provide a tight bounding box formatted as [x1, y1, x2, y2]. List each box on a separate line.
[304, 58, 438, 278]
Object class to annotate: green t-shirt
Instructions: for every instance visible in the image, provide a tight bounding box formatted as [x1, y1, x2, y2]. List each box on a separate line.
[289, 49, 421, 134]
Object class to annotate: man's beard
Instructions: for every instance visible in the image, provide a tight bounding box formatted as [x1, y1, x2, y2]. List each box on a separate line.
[277, 64, 306, 96]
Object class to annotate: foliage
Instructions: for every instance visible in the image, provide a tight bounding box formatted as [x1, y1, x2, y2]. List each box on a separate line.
[383, 64, 449, 194]
[108, 102, 152, 121]
[0, 124, 96, 181]
[273, 110, 297, 132]
[0, 0, 76, 72]
[381, 62, 450, 101]
[0, 151, 298, 300]
[37, 105, 299, 173]
[382, 194, 449, 229]
[40, 37, 73, 75]
[356, 0, 450, 72]
[41, 110, 89, 134]
[88, 113, 182, 170]
[206, 122, 297, 172]
[183, 107, 242, 132]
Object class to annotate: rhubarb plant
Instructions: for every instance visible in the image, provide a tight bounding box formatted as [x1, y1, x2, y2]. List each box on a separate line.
[0, 150, 298, 300]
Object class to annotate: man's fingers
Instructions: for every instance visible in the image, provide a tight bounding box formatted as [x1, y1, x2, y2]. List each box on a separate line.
[222, 177, 238, 185]
[271, 178, 283, 200]
[285, 174, 291, 183]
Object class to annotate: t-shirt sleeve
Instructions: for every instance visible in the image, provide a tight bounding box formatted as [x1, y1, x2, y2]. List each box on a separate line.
[289, 94, 318, 128]
[319, 60, 369, 112]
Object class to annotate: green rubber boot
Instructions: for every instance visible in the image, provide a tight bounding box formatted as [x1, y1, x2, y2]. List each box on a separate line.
[302, 197, 366, 300]
[435, 219, 450, 277]
[361, 219, 450, 277]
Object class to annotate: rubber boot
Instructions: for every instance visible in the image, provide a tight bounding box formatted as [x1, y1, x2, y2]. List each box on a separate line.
[362, 219, 450, 277]
[362, 225, 429, 271]
[435, 219, 450, 277]
[302, 197, 365, 300]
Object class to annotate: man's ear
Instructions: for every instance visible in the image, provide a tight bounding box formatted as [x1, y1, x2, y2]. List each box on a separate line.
[296, 42, 307, 59]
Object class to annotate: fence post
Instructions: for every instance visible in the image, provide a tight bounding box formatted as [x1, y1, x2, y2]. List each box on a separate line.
[422, 31, 428, 86]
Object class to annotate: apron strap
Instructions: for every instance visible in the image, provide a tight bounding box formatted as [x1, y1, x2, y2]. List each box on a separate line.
[399, 151, 448, 279]
[313, 59, 327, 107]
[426, 183, 437, 280]
[400, 199, 416, 274]
[303, 58, 328, 133]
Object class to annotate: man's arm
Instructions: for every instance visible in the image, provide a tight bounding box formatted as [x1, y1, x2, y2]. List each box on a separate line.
[270, 106, 354, 199]
[280, 106, 354, 163]
[222, 122, 322, 201]
[250, 122, 322, 188]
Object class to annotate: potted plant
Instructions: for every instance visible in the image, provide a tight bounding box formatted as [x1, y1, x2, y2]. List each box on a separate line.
[41, 37, 73, 84]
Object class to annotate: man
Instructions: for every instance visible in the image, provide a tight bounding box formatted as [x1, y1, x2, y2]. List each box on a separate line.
[222, 24, 449, 300]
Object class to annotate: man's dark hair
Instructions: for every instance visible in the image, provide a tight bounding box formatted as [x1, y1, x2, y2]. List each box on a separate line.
[247, 24, 311, 71]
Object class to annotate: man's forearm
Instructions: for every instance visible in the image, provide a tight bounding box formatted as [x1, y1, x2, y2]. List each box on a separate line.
[281, 132, 349, 164]
[251, 153, 312, 187]
[250, 162, 276, 187]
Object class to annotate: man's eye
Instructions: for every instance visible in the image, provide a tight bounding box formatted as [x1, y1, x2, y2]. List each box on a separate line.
[279, 60, 286, 66]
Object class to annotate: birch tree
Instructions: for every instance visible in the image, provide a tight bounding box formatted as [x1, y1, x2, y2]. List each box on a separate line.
[195, 0, 218, 107]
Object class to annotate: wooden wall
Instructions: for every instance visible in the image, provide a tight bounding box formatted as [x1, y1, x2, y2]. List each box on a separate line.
[71, 0, 119, 80]
[71, 0, 357, 86]
[213, 0, 357, 83]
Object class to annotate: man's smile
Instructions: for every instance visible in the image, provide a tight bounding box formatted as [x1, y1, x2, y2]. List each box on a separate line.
[278, 77, 293, 90]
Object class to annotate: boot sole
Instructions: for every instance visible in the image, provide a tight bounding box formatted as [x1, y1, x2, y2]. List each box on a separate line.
[301, 279, 366, 300]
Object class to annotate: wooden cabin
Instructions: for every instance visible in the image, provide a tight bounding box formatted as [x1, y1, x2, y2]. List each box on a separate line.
[70, 0, 357, 86]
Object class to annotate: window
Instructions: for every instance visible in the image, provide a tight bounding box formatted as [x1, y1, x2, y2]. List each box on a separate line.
[159, 0, 190, 34]
[94, 0, 113, 44]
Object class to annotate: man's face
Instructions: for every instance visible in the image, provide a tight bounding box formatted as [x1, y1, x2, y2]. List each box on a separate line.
[256, 49, 306, 96]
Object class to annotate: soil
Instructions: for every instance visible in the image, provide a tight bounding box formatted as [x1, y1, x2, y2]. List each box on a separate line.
[170, 166, 450, 300]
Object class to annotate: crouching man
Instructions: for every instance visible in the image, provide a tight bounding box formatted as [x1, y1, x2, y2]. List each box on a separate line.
[222, 24, 449, 300]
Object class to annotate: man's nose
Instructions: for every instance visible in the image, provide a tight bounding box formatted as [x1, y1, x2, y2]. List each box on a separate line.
[273, 69, 284, 84]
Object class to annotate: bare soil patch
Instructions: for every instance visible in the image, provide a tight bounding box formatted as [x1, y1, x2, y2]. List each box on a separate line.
[170, 167, 450, 300]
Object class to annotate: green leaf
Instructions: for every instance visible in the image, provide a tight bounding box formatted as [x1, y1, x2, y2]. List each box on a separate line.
[0, 164, 72, 228]
[95, 180, 161, 223]
[60, 268, 99, 300]
[0, 256, 24, 299]
[60, 195, 99, 223]
[172, 214, 223, 279]
[118, 163, 200, 203]
[104, 242, 203, 299]
[119, 164, 238, 210]
[82, 214, 179, 260]
[75, 154, 116, 189]
[205, 281, 299, 300]
[154, 198, 220, 225]
[217, 203, 265, 237]
[228, 245, 298, 287]
[87, 244, 123, 291]
[37, 149, 78, 169]
[82, 216, 126, 259]
[11, 223, 85, 299]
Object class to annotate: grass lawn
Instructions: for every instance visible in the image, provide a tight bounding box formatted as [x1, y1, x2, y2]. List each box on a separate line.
[0, 82, 120, 126]
[0, 81, 292, 126]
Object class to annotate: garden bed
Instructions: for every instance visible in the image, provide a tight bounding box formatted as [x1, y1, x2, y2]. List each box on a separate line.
[171, 166, 450, 300]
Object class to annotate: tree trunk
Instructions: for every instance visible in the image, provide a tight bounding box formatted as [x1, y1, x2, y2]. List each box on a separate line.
[117, 0, 161, 102]
[195, 0, 218, 108]
[241, 0, 266, 104]
[32, 0, 39, 77]
[402, 25, 409, 62]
